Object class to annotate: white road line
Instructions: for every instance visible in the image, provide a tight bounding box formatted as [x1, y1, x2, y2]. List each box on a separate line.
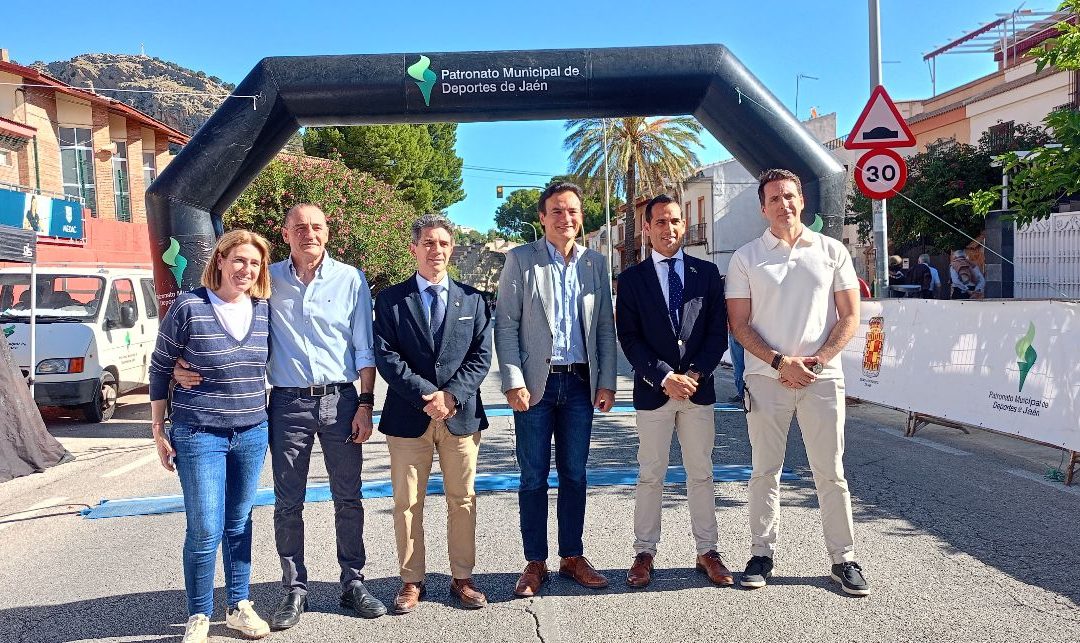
[1006, 469, 1080, 497]
[103, 454, 160, 478]
[26, 496, 68, 511]
[873, 426, 972, 456]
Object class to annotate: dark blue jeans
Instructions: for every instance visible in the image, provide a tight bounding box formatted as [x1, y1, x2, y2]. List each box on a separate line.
[514, 371, 594, 561]
[171, 420, 268, 617]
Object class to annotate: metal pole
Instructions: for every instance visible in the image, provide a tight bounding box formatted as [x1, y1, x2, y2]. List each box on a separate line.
[603, 118, 613, 289]
[870, 0, 889, 298]
[29, 261, 36, 398]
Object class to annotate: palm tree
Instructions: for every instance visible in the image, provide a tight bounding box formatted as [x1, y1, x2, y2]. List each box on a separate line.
[564, 117, 703, 270]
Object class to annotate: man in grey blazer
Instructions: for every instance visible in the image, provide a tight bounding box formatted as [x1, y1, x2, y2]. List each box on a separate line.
[494, 181, 617, 597]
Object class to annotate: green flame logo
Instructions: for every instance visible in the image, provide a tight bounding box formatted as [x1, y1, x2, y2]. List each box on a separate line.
[808, 213, 824, 233]
[162, 237, 187, 286]
[2, 324, 13, 338]
[408, 55, 437, 107]
[1015, 322, 1037, 392]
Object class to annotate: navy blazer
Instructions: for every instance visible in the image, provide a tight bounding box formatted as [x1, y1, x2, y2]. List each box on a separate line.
[374, 275, 492, 438]
[616, 253, 727, 411]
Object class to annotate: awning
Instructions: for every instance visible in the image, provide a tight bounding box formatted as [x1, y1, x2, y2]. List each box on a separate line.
[0, 116, 35, 151]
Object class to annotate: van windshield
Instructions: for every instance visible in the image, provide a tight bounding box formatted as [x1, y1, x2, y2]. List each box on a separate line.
[0, 274, 106, 322]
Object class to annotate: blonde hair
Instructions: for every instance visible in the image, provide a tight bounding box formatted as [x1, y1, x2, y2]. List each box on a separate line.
[201, 229, 273, 299]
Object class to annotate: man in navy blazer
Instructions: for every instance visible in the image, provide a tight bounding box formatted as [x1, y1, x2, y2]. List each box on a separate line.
[373, 214, 493, 613]
[615, 194, 733, 588]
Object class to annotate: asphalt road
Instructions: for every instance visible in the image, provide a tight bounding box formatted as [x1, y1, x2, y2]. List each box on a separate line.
[0, 353, 1077, 642]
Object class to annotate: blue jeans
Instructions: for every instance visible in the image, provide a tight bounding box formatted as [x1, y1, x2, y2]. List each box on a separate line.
[514, 371, 593, 561]
[729, 332, 745, 397]
[171, 420, 268, 617]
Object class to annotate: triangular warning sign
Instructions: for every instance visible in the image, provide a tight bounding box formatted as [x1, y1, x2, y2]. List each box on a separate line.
[844, 85, 915, 150]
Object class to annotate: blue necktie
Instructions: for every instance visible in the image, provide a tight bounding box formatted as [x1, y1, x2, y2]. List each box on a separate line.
[663, 258, 682, 332]
[426, 284, 445, 351]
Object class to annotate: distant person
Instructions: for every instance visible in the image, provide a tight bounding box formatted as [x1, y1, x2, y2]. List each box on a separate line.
[727, 169, 869, 596]
[950, 249, 985, 299]
[494, 181, 617, 597]
[373, 214, 493, 613]
[924, 255, 941, 298]
[908, 254, 935, 299]
[616, 194, 732, 589]
[887, 255, 908, 294]
[149, 230, 274, 643]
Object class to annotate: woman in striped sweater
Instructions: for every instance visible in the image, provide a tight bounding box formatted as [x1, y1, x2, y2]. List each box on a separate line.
[149, 229, 273, 643]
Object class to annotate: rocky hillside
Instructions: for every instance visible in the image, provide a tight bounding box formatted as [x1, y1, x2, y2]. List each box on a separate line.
[30, 54, 234, 137]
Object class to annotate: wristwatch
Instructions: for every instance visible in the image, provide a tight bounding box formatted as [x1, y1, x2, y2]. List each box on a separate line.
[770, 353, 785, 371]
[810, 361, 824, 375]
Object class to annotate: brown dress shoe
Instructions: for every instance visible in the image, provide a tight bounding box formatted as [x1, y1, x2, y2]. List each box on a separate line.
[393, 581, 426, 614]
[626, 552, 654, 588]
[559, 555, 610, 589]
[696, 550, 735, 586]
[514, 561, 549, 597]
[450, 577, 488, 609]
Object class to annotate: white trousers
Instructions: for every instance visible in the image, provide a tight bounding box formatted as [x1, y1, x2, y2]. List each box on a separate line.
[633, 398, 719, 556]
[745, 374, 856, 564]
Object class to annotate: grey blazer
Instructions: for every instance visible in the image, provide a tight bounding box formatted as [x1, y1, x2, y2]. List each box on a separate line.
[494, 238, 617, 405]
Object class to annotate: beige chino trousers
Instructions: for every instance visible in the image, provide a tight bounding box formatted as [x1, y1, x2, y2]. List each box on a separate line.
[633, 397, 719, 556]
[744, 374, 856, 564]
[386, 420, 481, 583]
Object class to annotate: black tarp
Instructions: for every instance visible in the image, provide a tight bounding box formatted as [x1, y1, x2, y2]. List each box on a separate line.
[0, 332, 72, 482]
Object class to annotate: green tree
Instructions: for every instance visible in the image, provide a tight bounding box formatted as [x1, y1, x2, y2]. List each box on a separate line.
[225, 154, 416, 292]
[302, 123, 464, 214]
[848, 123, 1050, 252]
[494, 188, 541, 241]
[953, 0, 1080, 228]
[564, 117, 703, 269]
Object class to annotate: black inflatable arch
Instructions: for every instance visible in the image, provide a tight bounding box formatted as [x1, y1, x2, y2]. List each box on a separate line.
[146, 44, 845, 305]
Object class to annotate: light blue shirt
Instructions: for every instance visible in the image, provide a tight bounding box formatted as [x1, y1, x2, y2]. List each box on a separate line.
[546, 240, 587, 365]
[267, 254, 375, 387]
[650, 249, 685, 313]
[416, 272, 449, 325]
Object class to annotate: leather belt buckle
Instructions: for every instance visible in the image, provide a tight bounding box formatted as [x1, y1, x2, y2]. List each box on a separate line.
[309, 384, 330, 396]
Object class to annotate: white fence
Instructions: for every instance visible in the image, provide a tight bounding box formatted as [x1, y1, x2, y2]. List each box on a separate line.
[1014, 211, 1080, 298]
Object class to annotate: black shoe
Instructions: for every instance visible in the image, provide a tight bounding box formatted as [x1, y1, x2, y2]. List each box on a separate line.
[270, 590, 307, 631]
[740, 555, 773, 589]
[340, 582, 388, 619]
[831, 561, 871, 596]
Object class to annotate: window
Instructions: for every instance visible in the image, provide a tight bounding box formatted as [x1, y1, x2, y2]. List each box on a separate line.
[113, 141, 131, 222]
[143, 151, 157, 186]
[140, 279, 159, 318]
[105, 278, 138, 327]
[0, 150, 10, 167]
[697, 196, 705, 226]
[985, 121, 1015, 155]
[58, 127, 97, 216]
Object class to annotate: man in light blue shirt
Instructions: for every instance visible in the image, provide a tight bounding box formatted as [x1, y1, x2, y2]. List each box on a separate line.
[546, 239, 588, 366]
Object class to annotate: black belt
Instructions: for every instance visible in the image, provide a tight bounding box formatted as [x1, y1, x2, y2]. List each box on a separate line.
[274, 382, 351, 397]
[549, 363, 587, 374]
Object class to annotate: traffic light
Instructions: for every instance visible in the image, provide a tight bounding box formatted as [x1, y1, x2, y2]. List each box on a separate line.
[496, 185, 504, 198]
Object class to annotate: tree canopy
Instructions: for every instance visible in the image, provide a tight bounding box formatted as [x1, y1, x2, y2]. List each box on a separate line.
[494, 177, 621, 242]
[302, 123, 465, 214]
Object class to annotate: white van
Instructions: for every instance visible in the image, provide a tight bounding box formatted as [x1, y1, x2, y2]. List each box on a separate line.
[0, 266, 160, 422]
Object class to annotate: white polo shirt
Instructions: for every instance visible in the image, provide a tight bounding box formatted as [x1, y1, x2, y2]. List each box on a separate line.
[726, 227, 859, 380]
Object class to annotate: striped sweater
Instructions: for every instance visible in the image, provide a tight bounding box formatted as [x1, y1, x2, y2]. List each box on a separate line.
[149, 287, 269, 429]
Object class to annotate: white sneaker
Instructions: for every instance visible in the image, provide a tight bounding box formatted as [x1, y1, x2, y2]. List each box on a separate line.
[226, 599, 270, 639]
[181, 614, 210, 643]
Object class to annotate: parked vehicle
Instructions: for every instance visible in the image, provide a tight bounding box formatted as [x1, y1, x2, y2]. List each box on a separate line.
[0, 266, 160, 422]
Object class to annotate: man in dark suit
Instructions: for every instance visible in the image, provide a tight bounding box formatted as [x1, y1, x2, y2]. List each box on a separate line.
[616, 194, 733, 588]
[373, 214, 493, 613]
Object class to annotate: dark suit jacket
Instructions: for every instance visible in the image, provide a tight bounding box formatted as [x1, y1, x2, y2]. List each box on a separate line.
[616, 253, 727, 411]
[374, 275, 492, 438]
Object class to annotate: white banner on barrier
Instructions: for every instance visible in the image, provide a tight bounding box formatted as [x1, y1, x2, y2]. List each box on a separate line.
[841, 299, 1080, 451]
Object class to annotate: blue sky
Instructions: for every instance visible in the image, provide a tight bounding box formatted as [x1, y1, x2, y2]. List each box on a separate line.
[7, 1, 1057, 230]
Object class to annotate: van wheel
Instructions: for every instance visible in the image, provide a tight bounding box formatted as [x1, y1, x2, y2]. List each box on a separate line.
[83, 371, 118, 423]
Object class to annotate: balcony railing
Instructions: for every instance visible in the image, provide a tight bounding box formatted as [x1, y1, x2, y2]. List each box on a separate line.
[686, 223, 707, 245]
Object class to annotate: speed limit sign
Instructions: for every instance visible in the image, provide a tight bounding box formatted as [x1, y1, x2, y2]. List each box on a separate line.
[855, 148, 907, 199]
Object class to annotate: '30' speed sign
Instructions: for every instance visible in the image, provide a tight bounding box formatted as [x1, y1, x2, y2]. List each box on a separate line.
[854, 148, 907, 199]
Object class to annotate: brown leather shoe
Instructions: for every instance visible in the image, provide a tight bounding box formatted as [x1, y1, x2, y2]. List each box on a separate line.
[514, 561, 549, 597]
[450, 577, 488, 609]
[559, 555, 610, 589]
[393, 581, 425, 614]
[626, 552, 654, 588]
[696, 550, 735, 586]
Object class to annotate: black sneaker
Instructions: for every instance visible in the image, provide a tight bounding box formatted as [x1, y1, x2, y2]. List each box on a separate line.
[830, 561, 871, 596]
[740, 555, 773, 588]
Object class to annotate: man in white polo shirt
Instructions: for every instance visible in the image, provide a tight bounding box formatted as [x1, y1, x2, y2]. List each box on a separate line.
[726, 169, 868, 596]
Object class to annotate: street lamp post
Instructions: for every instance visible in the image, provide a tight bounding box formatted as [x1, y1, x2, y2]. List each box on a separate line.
[795, 73, 819, 119]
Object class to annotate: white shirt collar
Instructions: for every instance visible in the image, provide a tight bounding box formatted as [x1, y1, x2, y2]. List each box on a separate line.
[415, 272, 449, 293]
[651, 248, 685, 266]
[762, 225, 817, 249]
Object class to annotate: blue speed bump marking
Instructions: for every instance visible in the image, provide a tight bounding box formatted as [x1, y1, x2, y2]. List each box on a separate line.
[82, 464, 797, 520]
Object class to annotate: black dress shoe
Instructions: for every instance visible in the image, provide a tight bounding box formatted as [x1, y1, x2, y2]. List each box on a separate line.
[340, 582, 388, 619]
[270, 590, 307, 631]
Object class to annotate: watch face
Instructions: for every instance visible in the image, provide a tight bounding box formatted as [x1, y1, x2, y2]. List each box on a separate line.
[811, 362, 824, 375]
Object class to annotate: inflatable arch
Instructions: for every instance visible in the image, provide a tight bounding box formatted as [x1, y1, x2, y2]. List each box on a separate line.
[146, 44, 845, 307]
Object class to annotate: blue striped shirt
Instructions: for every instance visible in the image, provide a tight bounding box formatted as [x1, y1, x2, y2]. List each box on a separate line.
[149, 288, 269, 429]
[546, 240, 587, 365]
